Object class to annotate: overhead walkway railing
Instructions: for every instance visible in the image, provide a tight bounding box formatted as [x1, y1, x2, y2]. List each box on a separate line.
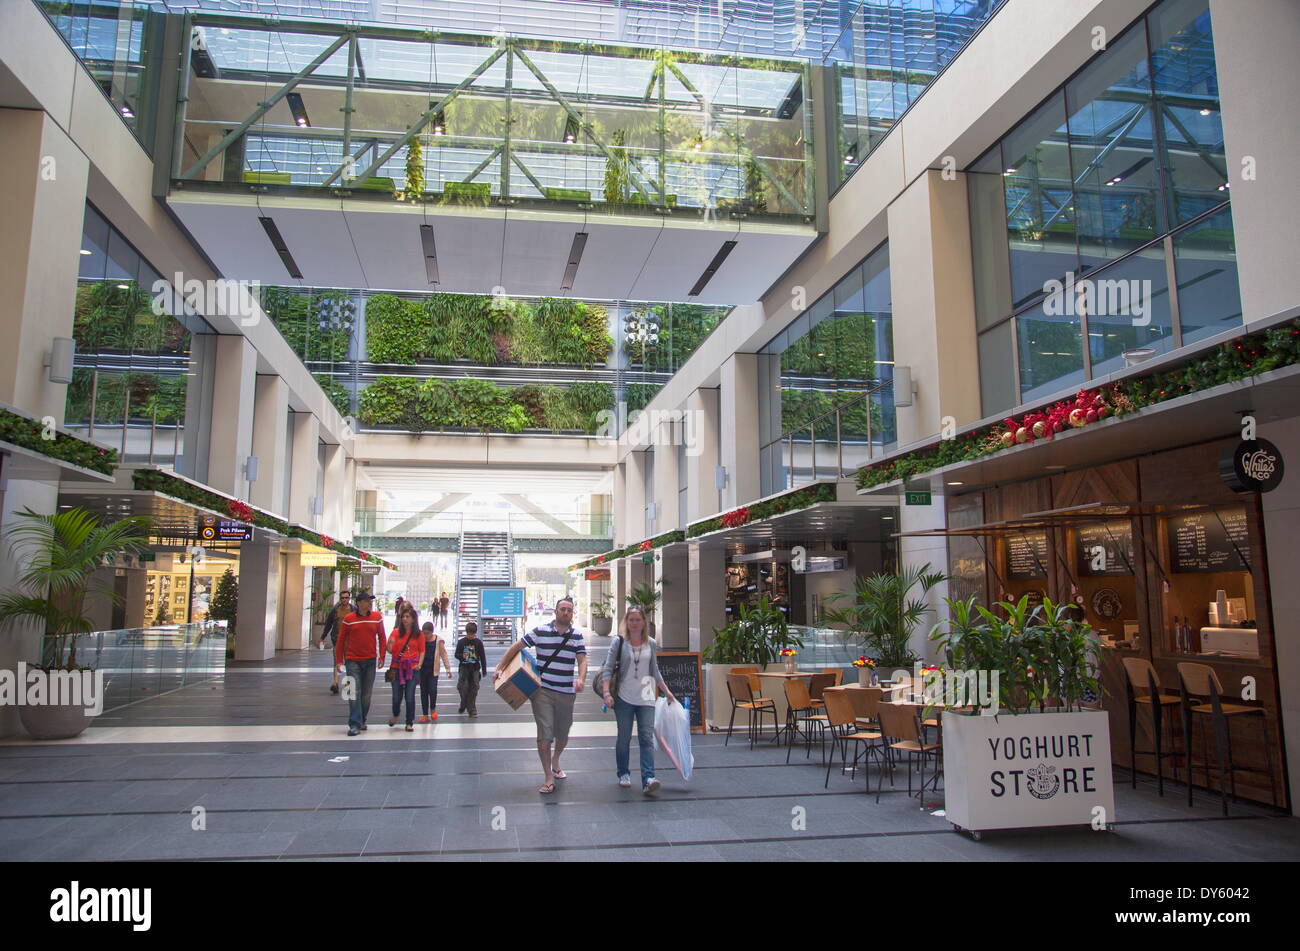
[169, 13, 814, 222]
[353, 510, 613, 554]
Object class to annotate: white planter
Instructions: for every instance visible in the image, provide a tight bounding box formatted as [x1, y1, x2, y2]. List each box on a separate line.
[941, 709, 1115, 836]
[703, 664, 759, 732]
[20, 699, 93, 740]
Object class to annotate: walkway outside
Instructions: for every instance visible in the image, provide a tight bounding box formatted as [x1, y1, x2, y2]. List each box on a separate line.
[1, 642, 1297, 862]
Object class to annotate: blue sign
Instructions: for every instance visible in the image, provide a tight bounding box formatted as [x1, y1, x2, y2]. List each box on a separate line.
[479, 587, 526, 618]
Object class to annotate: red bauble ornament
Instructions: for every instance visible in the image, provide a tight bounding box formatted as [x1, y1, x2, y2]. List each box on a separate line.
[1068, 408, 1087, 428]
[1096, 406, 1109, 420]
[1032, 421, 1048, 439]
[1085, 409, 1098, 424]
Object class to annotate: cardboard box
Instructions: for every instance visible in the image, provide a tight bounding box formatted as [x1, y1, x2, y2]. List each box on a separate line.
[495, 649, 540, 709]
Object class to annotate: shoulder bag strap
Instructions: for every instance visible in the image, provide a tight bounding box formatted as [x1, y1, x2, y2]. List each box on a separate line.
[535, 628, 573, 679]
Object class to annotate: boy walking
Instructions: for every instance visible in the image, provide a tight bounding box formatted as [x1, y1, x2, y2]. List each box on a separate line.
[455, 622, 489, 717]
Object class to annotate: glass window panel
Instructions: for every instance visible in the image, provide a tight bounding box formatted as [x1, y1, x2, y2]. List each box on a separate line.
[79, 205, 109, 281]
[104, 228, 138, 282]
[1174, 204, 1242, 343]
[1066, 27, 1162, 273]
[978, 320, 1018, 418]
[1084, 244, 1175, 377]
[1017, 303, 1085, 403]
[1149, 0, 1226, 226]
[969, 144, 1013, 329]
[1003, 93, 1077, 309]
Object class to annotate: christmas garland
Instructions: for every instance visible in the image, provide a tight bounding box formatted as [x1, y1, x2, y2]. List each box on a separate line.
[0, 406, 118, 475]
[856, 319, 1300, 490]
[570, 529, 686, 572]
[686, 481, 837, 539]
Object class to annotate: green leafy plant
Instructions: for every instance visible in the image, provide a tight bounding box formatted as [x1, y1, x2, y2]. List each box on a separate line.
[625, 581, 663, 616]
[703, 596, 804, 666]
[929, 595, 1101, 715]
[0, 508, 152, 669]
[591, 593, 614, 620]
[208, 568, 239, 625]
[821, 562, 947, 669]
[403, 132, 425, 201]
[366, 294, 430, 364]
[0, 405, 118, 475]
[603, 128, 631, 203]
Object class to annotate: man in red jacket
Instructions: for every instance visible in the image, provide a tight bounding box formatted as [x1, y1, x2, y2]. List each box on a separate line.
[335, 591, 387, 736]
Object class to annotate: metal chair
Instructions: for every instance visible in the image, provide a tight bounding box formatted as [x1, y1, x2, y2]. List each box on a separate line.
[876, 702, 941, 803]
[822, 689, 882, 789]
[1121, 656, 1184, 796]
[782, 677, 829, 763]
[725, 671, 779, 749]
[1177, 662, 1277, 815]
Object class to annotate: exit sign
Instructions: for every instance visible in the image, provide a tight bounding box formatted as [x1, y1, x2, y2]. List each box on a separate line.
[905, 491, 932, 506]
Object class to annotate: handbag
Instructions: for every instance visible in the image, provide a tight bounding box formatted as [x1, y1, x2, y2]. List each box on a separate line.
[592, 635, 623, 701]
[385, 628, 418, 683]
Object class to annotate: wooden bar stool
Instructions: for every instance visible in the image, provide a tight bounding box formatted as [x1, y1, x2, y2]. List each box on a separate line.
[725, 672, 778, 749]
[1121, 657, 1183, 796]
[1177, 662, 1277, 816]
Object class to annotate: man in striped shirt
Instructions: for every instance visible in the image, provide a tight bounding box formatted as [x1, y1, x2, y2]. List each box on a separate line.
[494, 596, 587, 794]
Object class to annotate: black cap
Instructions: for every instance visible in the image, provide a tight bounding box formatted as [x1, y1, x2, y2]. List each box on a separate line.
[354, 590, 374, 601]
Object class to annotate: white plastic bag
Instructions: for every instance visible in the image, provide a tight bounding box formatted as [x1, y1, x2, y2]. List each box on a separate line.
[654, 697, 694, 782]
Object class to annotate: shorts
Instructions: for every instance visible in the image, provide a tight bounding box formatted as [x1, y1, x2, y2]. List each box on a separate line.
[530, 687, 576, 743]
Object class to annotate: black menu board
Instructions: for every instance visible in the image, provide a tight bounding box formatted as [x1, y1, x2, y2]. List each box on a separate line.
[1076, 521, 1135, 576]
[1168, 509, 1251, 573]
[656, 652, 704, 733]
[1006, 532, 1049, 579]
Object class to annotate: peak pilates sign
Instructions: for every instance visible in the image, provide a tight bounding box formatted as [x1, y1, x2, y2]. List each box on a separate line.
[1221, 438, 1284, 493]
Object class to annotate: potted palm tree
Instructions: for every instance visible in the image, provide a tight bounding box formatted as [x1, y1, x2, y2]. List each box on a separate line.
[590, 593, 614, 637]
[0, 508, 151, 739]
[625, 581, 663, 636]
[821, 563, 947, 673]
[929, 595, 1114, 837]
[701, 596, 804, 730]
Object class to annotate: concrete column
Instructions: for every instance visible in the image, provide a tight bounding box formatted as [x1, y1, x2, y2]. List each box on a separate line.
[1210, 0, 1300, 324]
[0, 477, 59, 737]
[278, 548, 310, 650]
[685, 387, 721, 522]
[321, 443, 346, 536]
[623, 452, 647, 542]
[1259, 414, 1300, 815]
[655, 546, 689, 649]
[0, 109, 89, 421]
[250, 375, 289, 516]
[898, 491, 946, 665]
[720, 353, 760, 508]
[688, 543, 727, 655]
[653, 421, 680, 534]
[288, 412, 319, 526]
[887, 169, 981, 445]
[234, 538, 281, 661]
[124, 568, 147, 629]
[611, 463, 627, 547]
[334, 453, 356, 541]
[206, 335, 257, 497]
[356, 488, 377, 535]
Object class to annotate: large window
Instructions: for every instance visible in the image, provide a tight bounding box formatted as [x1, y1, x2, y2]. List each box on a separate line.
[65, 205, 214, 472]
[758, 242, 895, 495]
[968, 0, 1239, 414]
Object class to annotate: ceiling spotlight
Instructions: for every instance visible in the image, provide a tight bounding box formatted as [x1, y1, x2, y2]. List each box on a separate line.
[562, 116, 579, 144]
[80, 249, 92, 255]
[431, 109, 446, 135]
[1199, 108, 1211, 116]
[286, 92, 310, 128]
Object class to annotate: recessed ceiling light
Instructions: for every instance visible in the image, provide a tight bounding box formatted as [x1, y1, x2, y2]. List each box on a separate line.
[79, 249, 92, 255]
[946, 481, 963, 485]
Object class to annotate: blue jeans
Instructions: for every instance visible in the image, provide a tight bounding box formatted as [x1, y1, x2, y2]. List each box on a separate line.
[344, 658, 376, 731]
[614, 697, 656, 783]
[391, 672, 417, 724]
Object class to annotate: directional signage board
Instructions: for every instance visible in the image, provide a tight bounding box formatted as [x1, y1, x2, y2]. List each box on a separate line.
[480, 587, 526, 618]
[198, 515, 252, 541]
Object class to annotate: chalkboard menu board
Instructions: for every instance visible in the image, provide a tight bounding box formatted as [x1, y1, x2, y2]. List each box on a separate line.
[1168, 508, 1251, 573]
[656, 652, 704, 733]
[1006, 532, 1049, 579]
[1076, 521, 1135, 576]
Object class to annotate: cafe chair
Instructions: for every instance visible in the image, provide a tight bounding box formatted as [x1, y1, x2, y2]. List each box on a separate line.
[875, 703, 941, 804]
[1176, 662, 1277, 816]
[783, 678, 829, 763]
[822, 690, 882, 789]
[846, 685, 885, 734]
[807, 672, 837, 715]
[725, 672, 779, 750]
[821, 667, 844, 687]
[1121, 657, 1184, 796]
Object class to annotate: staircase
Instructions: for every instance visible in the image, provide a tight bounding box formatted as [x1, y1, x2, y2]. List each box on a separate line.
[455, 530, 516, 642]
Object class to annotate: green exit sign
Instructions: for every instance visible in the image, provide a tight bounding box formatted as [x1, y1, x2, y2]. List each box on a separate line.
[905, 491, 932, 506]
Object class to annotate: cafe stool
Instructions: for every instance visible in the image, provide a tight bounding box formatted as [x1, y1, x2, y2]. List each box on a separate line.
[1177, 662, 1277, 816]
[1121, 657, 1184, 796]
[822, 690, 883, 790]
[725, 672, 779, 750]
[876, 702, 941, 804]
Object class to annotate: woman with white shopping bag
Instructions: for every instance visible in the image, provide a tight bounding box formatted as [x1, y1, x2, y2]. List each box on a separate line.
[595, 606, 676, 795]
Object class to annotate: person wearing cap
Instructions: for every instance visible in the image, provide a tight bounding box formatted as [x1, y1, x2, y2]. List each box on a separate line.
[335, 590, 388, 736]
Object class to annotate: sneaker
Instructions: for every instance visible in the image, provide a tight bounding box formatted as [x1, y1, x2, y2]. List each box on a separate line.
[347, 728, 359, 736]
[329, 684, 339, 694]
[457, 706, 465, 714]
[417, 716, 431, 724]
[359, 723, 368, 731]
[643, 778, 661, 796]
[388, 717, 397, 727]
[618, 774, 632, 788]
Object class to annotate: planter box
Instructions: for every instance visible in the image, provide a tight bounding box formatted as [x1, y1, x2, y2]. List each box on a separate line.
[703, 663, 754, 731]
[942, 709, 1115, 835]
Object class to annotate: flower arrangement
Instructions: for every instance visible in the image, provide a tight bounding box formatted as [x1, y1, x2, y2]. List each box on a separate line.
[320, 535, 335, 549]
[779, 648, 798, 658]
[721, 506, 751, 529]
[227, 500, 255, 522]
[852, 656, 877, 669]
[638, 540, 652, 552]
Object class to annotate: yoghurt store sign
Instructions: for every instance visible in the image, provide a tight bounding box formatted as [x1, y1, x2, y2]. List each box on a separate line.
[942, 711, 1116, 833]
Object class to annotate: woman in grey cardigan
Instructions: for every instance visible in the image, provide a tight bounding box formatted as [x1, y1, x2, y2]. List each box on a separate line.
[597, 606, 676, 795]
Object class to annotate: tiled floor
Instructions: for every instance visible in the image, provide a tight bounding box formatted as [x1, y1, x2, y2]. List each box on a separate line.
[1, 644, 1297, 861]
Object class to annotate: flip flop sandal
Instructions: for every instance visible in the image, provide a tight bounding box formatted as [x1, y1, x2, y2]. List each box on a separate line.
[538, 783, 556, 794]
[552, 769, 567, 780]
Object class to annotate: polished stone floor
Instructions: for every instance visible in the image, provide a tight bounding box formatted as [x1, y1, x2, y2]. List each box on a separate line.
[1, 642, 1297, 862]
